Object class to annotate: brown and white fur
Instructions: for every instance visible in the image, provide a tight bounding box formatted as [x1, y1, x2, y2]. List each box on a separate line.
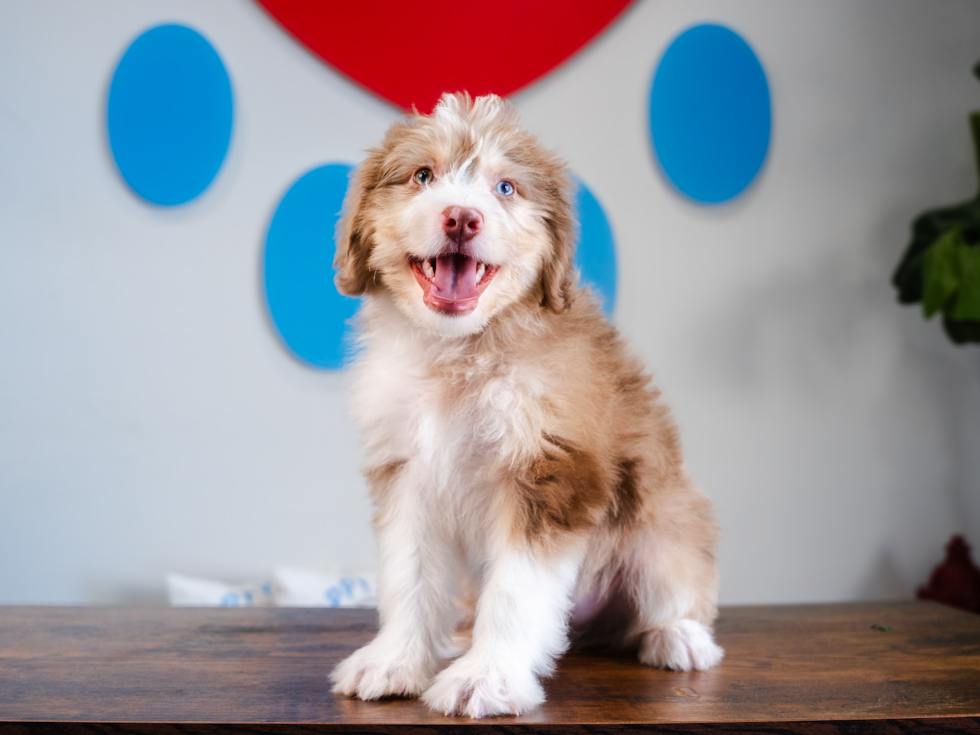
[329, 93, 722, 718]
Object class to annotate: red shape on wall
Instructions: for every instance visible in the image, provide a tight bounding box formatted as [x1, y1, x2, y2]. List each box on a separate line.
[254, 0, 635, 113]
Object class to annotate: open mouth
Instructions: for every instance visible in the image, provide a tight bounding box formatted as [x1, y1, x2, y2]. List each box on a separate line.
[410, 254, 499, 316]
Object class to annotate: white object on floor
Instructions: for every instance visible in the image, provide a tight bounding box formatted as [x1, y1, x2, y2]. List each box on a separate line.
[166, 574, 274, 607]
[165, 568, 377, 607]
[273, 566, 376, 607]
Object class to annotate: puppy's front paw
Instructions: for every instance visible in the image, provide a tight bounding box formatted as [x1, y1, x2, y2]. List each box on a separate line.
[639, 618, 724, 671]
[331, 639, 435, 700]
[421, 653, 544, 718]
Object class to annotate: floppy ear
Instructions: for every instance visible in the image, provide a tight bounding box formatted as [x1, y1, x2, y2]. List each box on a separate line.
[539, 180, 577, 313]
[334, 150, 383, 297]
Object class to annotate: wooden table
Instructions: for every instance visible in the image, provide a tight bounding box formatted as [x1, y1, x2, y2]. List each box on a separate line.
[0, 602, 977, 733]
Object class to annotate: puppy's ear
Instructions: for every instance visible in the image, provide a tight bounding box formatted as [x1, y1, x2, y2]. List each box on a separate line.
[540, 180, 577, 313]
[334, 150, 383, 297]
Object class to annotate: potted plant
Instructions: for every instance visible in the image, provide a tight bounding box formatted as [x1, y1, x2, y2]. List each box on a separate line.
[893, 63, 980, 344]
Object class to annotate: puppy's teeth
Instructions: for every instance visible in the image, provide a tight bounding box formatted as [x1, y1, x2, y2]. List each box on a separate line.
[476, 263, 486, 280]
[423, 258, 436, 279]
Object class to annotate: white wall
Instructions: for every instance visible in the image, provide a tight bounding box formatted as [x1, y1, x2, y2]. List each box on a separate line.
[1, 0, 978, 605]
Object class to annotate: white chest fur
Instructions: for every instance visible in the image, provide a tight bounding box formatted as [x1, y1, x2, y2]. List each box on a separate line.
[352, 332, 541, 497]
[349, 305, 562, 534]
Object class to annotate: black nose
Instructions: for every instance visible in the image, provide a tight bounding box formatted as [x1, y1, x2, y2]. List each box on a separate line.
[441, 206, 483, 245]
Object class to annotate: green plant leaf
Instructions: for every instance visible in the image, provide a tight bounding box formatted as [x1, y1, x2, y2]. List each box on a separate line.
[943, 316, 980, 343]
[951, 243, 980, 320]
[892, 199, 980, 304]
[922, 228, 964, 319]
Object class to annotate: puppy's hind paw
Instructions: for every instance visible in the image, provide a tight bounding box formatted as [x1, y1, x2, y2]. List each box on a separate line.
[421, 654, 544, 718]
[639, 619, 724, 672]
[331, 640, 435, 700]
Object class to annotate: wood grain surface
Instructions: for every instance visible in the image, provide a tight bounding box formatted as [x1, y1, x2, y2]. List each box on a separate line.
[0, 602, 978, 733]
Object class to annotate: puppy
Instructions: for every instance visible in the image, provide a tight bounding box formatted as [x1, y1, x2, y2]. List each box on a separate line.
[329, 93, 722, 718]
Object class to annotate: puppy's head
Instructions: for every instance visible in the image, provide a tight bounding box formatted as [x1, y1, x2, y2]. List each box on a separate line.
[335, 93, 575, 336]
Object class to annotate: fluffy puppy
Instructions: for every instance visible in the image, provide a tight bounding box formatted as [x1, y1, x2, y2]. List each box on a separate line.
[330, 93, 722, 718]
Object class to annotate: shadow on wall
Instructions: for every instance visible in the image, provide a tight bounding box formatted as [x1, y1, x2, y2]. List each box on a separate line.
[688, 190, 980, 600]
[857, 549, 914, 602]
[684, 0, 980, 596]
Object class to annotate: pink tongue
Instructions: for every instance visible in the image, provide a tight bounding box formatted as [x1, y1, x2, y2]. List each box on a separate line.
[431, 254, 480, 303]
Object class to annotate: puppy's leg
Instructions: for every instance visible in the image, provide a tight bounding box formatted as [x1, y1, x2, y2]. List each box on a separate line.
[331, 468, 455, 699]
[629, 486, 723, 671]
[421, 545, 581, 718]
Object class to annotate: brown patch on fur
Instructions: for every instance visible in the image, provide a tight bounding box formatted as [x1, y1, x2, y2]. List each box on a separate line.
[609, 458, 641, 528]
[539, 202, 576, 313]
[523, 161, 575, 314]
[364, 459, 406, 502]
[542, 432, 575, 455]
[334, 148, 384, 296]
[615, 371, 652, 396]
[510, 437, 606, 544]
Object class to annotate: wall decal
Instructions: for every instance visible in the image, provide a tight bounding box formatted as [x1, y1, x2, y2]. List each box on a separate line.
[107, 24, 233, 206]
[264, 164, 358, 370]
[649, 24, 770, 204]
[253, 1, 635, 113]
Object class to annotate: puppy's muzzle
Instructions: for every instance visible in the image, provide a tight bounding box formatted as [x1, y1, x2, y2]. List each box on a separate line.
[410, 205, 498, 317]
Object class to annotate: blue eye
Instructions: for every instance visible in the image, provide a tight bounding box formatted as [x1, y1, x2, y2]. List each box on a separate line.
[495, 180, 514, 196]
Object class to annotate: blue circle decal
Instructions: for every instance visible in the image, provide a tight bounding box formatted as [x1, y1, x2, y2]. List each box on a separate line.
[574, 179, 617, 316]
[264, 164, 359, 370]
[108, 25, 233, 206]
[650, 24, 770, 204]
